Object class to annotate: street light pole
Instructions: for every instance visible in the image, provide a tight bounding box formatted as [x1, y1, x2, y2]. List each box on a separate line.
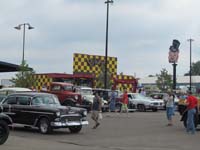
[14, 23, 34, 64]
[187, 38, 194, 92]
[104, 0, 113, 89]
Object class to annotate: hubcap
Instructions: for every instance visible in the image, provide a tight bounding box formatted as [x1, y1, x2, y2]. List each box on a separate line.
[40, 120, 48, 133]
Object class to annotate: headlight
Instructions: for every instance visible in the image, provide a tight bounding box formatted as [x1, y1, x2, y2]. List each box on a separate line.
[83, 111, 87, 116]
[74, 95, 78, 100]
[56, 111, 61, 117]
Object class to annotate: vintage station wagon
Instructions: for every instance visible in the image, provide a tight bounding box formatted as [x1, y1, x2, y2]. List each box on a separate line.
[0, 92, 88, 134]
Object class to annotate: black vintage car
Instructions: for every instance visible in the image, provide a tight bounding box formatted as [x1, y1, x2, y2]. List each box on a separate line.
[0, 106, 12, 145]
[0, 92, 88, 134]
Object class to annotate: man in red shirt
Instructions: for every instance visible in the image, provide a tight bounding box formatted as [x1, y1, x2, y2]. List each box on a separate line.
[186, 91, 198, 134]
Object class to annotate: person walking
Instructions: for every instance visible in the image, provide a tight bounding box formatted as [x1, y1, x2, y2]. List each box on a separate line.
[185, 91, 198, 134]
[109, 89, 116, 112]
[121, 89, 129, 114]
[166, 93, 174, 126]
[91, 92, 102, 129]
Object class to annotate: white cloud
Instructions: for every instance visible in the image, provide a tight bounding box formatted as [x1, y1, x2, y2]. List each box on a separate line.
[0, 0, 200, 80]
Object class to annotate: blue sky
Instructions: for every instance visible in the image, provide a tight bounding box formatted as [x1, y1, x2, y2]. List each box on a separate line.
[0, 0, 200, 79]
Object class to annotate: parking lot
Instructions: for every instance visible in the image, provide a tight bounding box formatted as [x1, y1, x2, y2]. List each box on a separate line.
[1, 111, 200, 150]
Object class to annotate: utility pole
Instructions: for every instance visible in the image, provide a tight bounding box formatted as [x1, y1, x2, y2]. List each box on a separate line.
[187, 38, 194, 92]
[104, 0, 113, 89]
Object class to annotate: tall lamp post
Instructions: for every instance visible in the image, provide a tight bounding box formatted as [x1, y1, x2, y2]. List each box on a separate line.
[14, 23, 34, 64]
[187, 38, 194, 92]
[104, 0, 113, 89]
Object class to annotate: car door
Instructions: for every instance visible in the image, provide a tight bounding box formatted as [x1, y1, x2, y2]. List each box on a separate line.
[2, 96, 18, 122]
[15, 96, 33, 125]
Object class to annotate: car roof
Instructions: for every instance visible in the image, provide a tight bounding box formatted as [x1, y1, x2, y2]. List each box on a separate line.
[52, 82, 73, 86]
[8, 92, 55, 97]
[0, 87, 32, 92]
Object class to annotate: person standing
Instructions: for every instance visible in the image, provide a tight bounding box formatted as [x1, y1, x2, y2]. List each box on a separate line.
[91, 92, 102, 129]
[166, 93, 174, 126]
[185, 91, 198, 134]
[121, 89, 129, 114]
[109, 90, 116, 112]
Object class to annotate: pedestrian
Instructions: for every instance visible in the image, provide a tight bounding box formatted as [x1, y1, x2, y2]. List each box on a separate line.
[166, 92, 174, 126]
[120, 89, 129, 114]
[185, 91, 198, 134]
[109, 89, 116, 112]
[91, 92, 102, 129]
[140, 88, 146, 96]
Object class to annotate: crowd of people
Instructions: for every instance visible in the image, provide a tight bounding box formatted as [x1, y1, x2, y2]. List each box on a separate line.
[90, 88, 199, 136]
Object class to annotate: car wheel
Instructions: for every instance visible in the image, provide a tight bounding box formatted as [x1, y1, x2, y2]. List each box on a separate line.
[39, 118, 52, 134]
[0, 120, 9, 145]
[68, 125, 82, 133]
[137, 104, 146, 112]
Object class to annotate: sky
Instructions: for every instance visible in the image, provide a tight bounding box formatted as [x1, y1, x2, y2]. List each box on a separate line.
[0, 0, 200, 79]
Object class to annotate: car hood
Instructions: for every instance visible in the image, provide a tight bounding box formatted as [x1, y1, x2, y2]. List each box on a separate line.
[82, 95, 94, 102]
[35, 105, 85, 116]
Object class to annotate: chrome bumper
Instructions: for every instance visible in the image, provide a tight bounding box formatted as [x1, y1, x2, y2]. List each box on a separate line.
[51, 120, 89, 127]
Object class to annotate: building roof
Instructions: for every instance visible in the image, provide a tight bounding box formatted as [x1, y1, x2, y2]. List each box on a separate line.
[139, 76, 200, 84]
[0, 61, 20, 72]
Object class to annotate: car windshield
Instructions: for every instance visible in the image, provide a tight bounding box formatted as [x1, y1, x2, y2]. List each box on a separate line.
[63, 85, 73, 91]
[32, 95, 61, 106]
[0, 95, 6, 103]
[81, 89, 93, 95]
[133, 94, 150, 100]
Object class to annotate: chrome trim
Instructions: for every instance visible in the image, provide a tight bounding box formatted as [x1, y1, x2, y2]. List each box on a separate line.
[21, 110, 54, 115]
[51, 120, 89, 127]
[60, 114, 81, 117]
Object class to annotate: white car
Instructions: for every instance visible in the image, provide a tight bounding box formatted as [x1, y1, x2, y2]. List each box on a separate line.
[76, 86, 94, 104]
[128, 93, 164, 112]
[0, 87, 32, 103]
[150, 93, 179, 109]
[76, 86, 108, 106]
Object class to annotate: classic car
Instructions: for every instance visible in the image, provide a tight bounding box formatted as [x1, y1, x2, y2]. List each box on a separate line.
[150, 92, 179, 109]
[76, 86, 108, 111]
[127, 93, 164, 112]
[0, 92, 88, 134]
[0, 106, 12, 145]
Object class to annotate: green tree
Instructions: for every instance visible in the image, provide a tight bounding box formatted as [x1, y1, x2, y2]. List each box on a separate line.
[11, 60, 36, 88]
[185, 61, 200, 76]
[156, 68, 172, 92]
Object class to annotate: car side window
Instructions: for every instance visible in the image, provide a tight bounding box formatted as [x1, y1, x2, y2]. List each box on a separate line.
[32, 97, 43, 105]
[51, 85, 61, 91]
[132, 95, 136, 99]
[4, 97, 17, 104]
[17, 96, 30, 105]
[128, 95, 132, 99]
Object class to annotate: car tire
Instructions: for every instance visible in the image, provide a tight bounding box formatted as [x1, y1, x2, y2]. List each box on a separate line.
[38, 118, 52, 134]
[137, 104, 146, 112]
[68, 125, 82, 133]
[0, 120, 9, 145]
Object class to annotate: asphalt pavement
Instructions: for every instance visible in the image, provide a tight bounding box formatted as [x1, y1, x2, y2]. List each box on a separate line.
[1, 111, 200, 150]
